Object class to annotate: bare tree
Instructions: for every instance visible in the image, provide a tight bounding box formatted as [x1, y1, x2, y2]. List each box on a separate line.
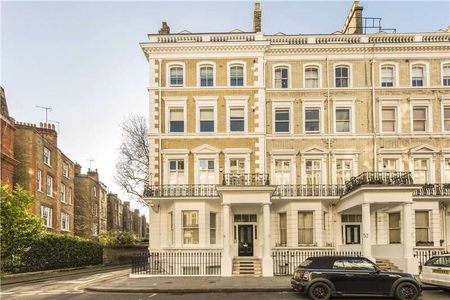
[115, 114, 149, 204]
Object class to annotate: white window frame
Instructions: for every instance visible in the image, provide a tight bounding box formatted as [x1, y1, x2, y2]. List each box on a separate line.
[410, 99, 432, 133]
[272, 99, 294, 134]
[162, 149, 189, 185]
[43, 147, 51, 166]
[441, 61, 450, 86]
[302, 156, 326, 185]
[302, 98, 325, 134]
[272, 64, 291, 89]
[379, 62, 399, 88]
[333, 63, 352, 88]
[192, 145, 220, 185]
[410, 62, 429, 87]
[164, 96, 188, 134]
[441, 154, 450, 184]
[332, 151, 359, 184]
[441, 99, 450, 132]
[61, 212, 70, 231]
[379, 98, 402, 134]
[333, 99, 356, 134]
[223, 148, 251, 174]
[166, 62, 186, 87]
[227, 61, 246, 87]
[60, 182, 66, 203]
[225, 96, 248, 133]
[62, 162, 69, 178]
[194, 96, 218, 133]
[197, 61, 216, 87]
[410, 156, 434, 184]
[41, 206, 52, 228]
[37, 169, 43, 192]
[303, 64, 322, 89]
[46, 175, 53, 197]
[379, 154, 404, 172]
[270, 149, 297, 185]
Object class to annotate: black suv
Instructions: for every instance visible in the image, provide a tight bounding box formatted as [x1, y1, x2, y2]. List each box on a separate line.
[291, 256, 421, 300]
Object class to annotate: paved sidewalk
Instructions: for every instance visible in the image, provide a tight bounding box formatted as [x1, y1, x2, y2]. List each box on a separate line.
[85, 275, 293, 293]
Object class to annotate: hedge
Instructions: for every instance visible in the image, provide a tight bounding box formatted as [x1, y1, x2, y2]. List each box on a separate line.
[16, 233, 103, 272]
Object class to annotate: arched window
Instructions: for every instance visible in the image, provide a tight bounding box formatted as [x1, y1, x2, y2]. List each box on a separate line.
[442, 63, 450, 86]
[229, 64, 244, 86]
[169, 65, 184, 86]
[274, 66, 289, 88]
[199, 64, 214, 87]
[380, 65, 395, 87]
[304, 66, 319, 88]
[335, 65, 350, 87]
[411, 64, 426, 87]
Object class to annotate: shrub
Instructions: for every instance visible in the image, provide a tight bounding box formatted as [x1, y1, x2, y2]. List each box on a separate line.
[98, 231, 138, 246]
[20, 233, 103, 272]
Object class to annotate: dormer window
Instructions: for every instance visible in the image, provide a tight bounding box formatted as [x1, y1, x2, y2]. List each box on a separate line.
[199, 64, 214, 87]
[229, 64, 244, 86]
[169, 65, 184, 87]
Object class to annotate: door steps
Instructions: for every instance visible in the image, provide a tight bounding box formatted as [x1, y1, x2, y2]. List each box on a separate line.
[376, 258, 402, 272]
[232, 258, 262, 276]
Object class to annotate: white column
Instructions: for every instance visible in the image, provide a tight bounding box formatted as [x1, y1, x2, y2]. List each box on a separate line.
[262, 203, 274, 276]
[221, 204, 232, 276]
[402, 203, 413, 259]
[361, 203, 374, 261]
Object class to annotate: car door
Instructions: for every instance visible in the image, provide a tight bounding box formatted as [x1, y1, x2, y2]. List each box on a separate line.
[330, 259, 349, 294]
[342, 258, 384, 295]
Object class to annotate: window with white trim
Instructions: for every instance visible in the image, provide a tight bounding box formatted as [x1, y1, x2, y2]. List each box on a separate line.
[229, 64, 244, 86]
[210, 212, 217, 244]
[274, 66, 289, 88]
[443, 105, 450, 132]
[63, 162, 69, 178]
[336, 159, 352, 185]
[61, 212, 70, 231]
[168, 212, 174, 244]
[443, 64, 450, 86]
[199, 64, 214, 87]
[381, 107, 397, 133]
[60, 183, 66, 203]
[305, 159, 322, 185]
[199, 107, 214, 132]
[230, 158, 245, 174]
[415, 211, 430, 243]
[274, 160, 292, 185]
[43, 147, 51, 166]
[279, 212, 287, 246]
[413, 158, 429, 184]
[304, 66, 319, 88]
[443, 158, 450, 183]
[389, 213, 400, 244]
[335, 65, 349, 87]
[46, 175, 53, 197]
[274, 108, 290, 133]
[229, 107, 245, 132]
[298, 211, 314, 245]
[381, 65, 395, 87]
[335, 108, 351, 133]
[169, 108, 184, 133]
[304, 108, 320, 133]
[411, 64, 426, 87]
[382, 158, 399, 171]
[68, 187, 73, 204]
[198, 159, 215, 184]
[183, 211, 199, 244]
[41, 206, 52, 228]
[169, 160, 185, 184]
[412, 107, 428, 132]
[37, 170, 43, 192]
[169, 65, 184, 86]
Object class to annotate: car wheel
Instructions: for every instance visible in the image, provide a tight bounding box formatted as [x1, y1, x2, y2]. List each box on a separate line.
[308, 282, 331, 300]
[395, 282, 419, 300]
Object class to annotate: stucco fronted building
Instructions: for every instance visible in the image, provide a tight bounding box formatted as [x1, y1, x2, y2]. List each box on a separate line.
[140, 1, 450, 277]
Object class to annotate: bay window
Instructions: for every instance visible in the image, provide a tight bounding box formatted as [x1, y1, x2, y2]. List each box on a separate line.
[298, 211, 314, 245]
[183, 211, 199, 244]
[279, 213, 287, 246]
[389, 213, 401, 244]
[415, 211, 430, 244]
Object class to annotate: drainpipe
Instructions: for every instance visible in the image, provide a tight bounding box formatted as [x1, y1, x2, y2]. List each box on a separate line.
[158, 58, 162, 185]
[326, 56, 332, 185]
[370, 46, 377, 172]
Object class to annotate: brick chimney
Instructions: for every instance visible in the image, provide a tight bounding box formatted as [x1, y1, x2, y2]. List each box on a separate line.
[159, 22, 170, 34]
[253, 2, 262, 33]
[87, 168, 99, 182]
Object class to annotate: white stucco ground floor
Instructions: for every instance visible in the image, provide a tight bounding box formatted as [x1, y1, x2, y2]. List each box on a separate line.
[145, 184, 450, 277]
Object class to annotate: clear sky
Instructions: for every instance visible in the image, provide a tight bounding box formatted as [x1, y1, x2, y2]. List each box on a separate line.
[2, 0, 449, 213]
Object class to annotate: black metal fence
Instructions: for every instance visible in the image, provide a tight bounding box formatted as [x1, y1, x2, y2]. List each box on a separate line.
[414, 249, 449, 266]
[272, 249, 362, 276]
[414, 184, 450, 197]
[131, 251, 222, 276]
[344, 172, 413, 195]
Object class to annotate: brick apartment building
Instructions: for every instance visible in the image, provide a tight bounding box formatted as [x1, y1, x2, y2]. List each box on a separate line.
[107, 193, 123, 231]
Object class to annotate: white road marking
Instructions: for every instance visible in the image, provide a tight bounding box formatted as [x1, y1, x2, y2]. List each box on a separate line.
[149, 294, 158, 298]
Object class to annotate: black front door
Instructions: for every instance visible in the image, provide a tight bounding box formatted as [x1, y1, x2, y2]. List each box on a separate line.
[238, 225, 253, 256]
[345, 225, 361, 244]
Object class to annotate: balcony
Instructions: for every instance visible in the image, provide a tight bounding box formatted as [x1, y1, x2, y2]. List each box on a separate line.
[222, 173, 269, 186]
[273, 185, 345, 197]
[344, 172, 413, 195]
[143, 184, 218, 198]
[413, 183, 450, 197]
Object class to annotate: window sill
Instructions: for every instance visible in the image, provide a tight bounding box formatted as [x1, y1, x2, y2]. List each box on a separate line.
[43, 163, 52, 168]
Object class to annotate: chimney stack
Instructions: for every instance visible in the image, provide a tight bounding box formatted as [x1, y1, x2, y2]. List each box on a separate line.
[253, 2, 262, 33]
[74, 163, 82, 175]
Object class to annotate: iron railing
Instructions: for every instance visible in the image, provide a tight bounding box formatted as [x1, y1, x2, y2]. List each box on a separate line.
[413, 184, 450, 197]
[344, 172, 413, 194]
[273, 185, 345, 197]
[222, 173, 270, 186]
[414, 249, 449, 266]
[143, 185, 218, 198]
[272, 249, 362, 276]
[131, 251, 222, 276]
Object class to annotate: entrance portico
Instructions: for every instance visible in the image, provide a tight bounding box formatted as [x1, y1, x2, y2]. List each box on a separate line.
[217, 186, 276, 277]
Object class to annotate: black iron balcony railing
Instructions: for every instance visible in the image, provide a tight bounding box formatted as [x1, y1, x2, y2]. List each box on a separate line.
[143, 184, 218, 198]
[222, 173, 270, 186]
[413, 183, 450, 197]
[344, 171, 413, 195]
[273, 184, 345, 197]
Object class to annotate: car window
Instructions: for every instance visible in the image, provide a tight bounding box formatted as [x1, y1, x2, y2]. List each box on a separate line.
[344, 259, 376, 271]
[300, 259, 313, 267]
[332, 260, 346, 270]
[425, 256, 450, 267]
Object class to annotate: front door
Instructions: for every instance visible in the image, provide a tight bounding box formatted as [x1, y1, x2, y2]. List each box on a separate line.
[345, 224, 361, 244]
[238, 225, 253, 256]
